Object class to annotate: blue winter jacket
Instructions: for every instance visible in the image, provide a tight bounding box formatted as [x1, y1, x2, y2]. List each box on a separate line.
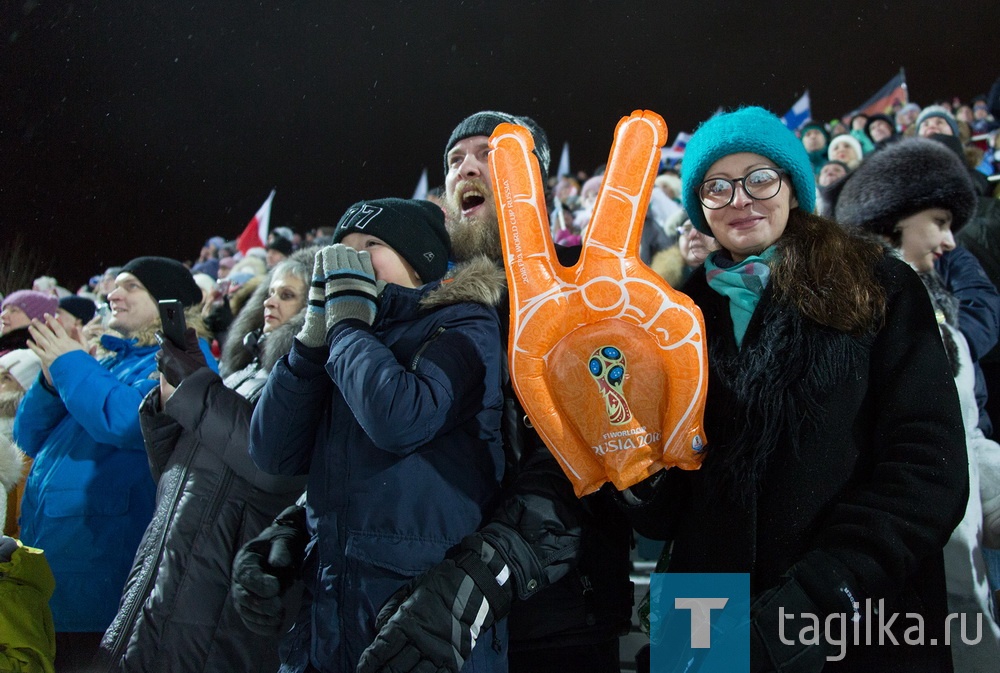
[249, 268, 507, 673]
[13, 334, 215, 632]
[936, 246, 1000, 435]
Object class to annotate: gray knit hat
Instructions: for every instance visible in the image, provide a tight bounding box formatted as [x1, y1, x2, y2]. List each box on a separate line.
[444, 111, 550, 178]
[915, 105, 960, 138]
[832, 137, 976, 236]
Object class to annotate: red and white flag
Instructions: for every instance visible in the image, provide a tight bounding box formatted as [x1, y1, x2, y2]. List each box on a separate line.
[236, 189, 276, 255]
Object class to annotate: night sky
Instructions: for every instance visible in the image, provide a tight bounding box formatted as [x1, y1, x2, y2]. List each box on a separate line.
[3, 0, 996, 290]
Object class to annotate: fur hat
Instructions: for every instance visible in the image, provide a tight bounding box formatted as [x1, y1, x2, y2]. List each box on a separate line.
[119, 256, 203, 307]
[0, 349, 42, 391]
[832, 137, 977, 236]
[1, 291, 58, 322]
[681, 106, 816, 235]
[333, 198, 451, 283]
[916, 105, 960, 137]
[444, 111, 550, 178]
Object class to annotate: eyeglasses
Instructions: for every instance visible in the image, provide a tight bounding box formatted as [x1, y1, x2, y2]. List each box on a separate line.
[697, 168, 786, 209]
[676, 222, 694, 236]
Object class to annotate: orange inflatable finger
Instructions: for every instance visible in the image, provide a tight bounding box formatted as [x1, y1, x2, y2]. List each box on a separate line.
[491, 111, 708, 497]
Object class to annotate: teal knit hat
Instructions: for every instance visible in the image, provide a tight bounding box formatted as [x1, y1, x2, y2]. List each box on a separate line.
[681, 106, 816, 235]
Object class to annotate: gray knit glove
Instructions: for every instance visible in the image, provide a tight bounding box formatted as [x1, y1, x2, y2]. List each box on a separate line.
[296, 250, 330, 348]
[319, 244, 380, 330]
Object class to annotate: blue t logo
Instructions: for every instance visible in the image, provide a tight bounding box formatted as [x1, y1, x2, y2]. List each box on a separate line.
[650, 573, 750, 672]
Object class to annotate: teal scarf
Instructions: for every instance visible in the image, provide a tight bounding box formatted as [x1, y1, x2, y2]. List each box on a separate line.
[704, 246, 777, 348]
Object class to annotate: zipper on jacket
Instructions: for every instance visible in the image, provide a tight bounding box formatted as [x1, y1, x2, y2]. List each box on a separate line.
[202, 466, 234, 526]
[409, 326, 446, 371]
[103, 433, 201, 668]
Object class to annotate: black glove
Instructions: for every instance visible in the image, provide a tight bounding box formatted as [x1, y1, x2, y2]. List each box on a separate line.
[356, 536, 512, 673]
[155, 327, 208, 387]
[231, 504, 309, 635]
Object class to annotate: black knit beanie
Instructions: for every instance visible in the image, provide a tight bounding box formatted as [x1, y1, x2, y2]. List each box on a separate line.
[333, 198, 451, 283]
[444, 111, 550, 178]
[864, 113, 896, 141]
[832, 137, 977, 236]
[266, 236, 293, 256]
[58, 296, 97, 323]
[120, 256, 203, 307]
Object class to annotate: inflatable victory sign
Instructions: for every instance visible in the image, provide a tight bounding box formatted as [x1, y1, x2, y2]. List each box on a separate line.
[490, 110, 708, 497]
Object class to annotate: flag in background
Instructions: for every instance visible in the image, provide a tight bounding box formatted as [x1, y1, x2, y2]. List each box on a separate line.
[661, 132, 692, 165]
[557, 142, 571, 178]
[781, 91, 812, 131]
[236, 189, 275, 255]
[412, 168, 429, 200]
[844, 69, 908, 121]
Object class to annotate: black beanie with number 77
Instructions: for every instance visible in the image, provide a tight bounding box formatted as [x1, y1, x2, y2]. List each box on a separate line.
[332, 198, 451, 283]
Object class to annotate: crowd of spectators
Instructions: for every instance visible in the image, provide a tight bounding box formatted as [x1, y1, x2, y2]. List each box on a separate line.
[1, 85, 999, 672]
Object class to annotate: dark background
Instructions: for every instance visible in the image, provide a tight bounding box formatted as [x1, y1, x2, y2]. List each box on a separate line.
[3, 0, 996, 290]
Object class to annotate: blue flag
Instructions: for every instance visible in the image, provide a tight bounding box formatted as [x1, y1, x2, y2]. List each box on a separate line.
[781, 91, 811, 131]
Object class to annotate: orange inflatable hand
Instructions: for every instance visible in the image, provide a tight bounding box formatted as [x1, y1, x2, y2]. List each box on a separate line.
[490, 111, 708, 497]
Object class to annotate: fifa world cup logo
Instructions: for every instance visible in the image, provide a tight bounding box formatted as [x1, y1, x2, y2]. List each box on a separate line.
[588, 346, 632, 425]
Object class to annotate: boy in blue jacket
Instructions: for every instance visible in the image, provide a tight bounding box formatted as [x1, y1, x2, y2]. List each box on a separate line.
[248, 198, 509, 673]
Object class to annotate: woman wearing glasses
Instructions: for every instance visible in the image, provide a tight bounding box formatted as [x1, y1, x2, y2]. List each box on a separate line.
[622, 107, 968, 671]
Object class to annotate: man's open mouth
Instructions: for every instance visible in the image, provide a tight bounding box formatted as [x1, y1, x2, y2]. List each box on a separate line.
[460, 187, 486, 213]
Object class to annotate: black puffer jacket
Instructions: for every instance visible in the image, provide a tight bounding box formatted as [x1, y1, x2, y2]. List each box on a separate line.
[99, 255, 311, 672]
[0, 326, 30, 357]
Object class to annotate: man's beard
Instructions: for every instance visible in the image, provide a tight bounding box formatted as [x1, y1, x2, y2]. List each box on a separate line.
[444, 180, 503, 264]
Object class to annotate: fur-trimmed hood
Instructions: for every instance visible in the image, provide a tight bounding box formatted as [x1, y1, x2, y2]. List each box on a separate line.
[221, 252, 506, 376]
[649, 245, 687, 289]
[0, 431, 26, 494]
[419, 255, 507, 311]
[219, 247, 316, 377]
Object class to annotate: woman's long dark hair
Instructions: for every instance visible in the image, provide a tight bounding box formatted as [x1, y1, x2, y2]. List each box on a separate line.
[771, 209, 886, 335]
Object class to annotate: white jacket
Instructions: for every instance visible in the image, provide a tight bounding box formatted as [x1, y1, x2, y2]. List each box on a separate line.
[942, 322, 1000, 671]
[0, 416, 27, 534]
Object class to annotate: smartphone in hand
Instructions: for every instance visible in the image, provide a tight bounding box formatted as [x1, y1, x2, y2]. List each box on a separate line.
[158, 300, 187, 348]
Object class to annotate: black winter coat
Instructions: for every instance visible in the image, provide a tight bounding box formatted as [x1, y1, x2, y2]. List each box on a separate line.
[483, 244, 635, 652]
[626, 253, 968, 671]
[100, 298, 308, 672]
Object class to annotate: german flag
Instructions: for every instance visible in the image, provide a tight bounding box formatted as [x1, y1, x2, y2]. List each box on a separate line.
[844, 69, 908, 121]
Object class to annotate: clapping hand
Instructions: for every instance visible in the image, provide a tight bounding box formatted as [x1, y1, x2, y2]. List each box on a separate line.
[27, 314, 88, 385]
